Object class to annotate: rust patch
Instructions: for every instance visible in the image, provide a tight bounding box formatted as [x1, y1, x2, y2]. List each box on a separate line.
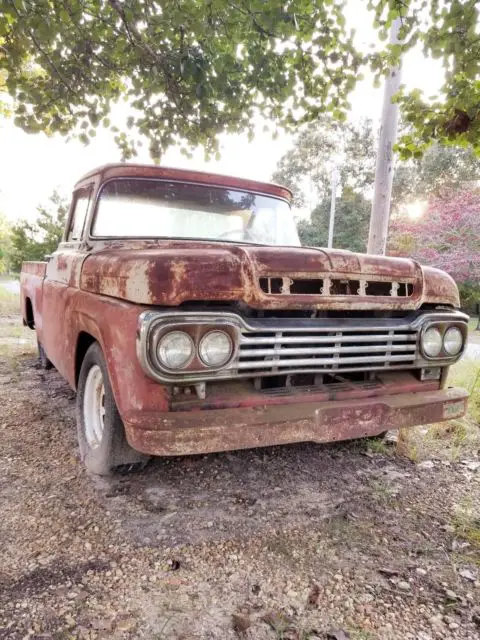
[124, 387, 469, 456]
[21, 261, 47, 277]
[56, 254, 68, 271]
[78, 242, 459, 310]
[168, 372, 440, 413]
[422, 265, 460, 308]
[74, 163, 293, 202]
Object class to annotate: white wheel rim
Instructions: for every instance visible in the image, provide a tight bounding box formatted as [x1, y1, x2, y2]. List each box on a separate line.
[83, 365, 106, 449]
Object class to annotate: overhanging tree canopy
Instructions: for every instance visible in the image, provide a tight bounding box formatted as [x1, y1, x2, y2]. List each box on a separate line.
[1, 0, 479, 159]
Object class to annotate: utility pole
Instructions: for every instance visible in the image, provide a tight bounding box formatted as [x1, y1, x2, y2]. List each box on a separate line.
[367, 17, 403, 255]
[327, 167, 339, 248]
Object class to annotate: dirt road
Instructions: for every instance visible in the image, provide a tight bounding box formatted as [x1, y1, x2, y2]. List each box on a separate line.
[1, 314, 480, 639]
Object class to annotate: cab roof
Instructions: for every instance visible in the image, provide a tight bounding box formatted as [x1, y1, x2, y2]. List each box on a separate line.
[75, 163, 292, 201]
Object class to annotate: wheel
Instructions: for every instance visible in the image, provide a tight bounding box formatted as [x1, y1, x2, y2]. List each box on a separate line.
[37, 340, 53, 370]
[367, 431, 388, 441]
[76, 342, 150, 475]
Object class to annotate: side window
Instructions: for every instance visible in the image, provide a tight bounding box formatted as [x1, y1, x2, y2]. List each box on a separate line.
[67, 189, 92, 241]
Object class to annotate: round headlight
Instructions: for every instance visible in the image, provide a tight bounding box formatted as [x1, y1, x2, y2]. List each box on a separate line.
[199, 330, 233, 367]
[157, 331, 194, 369]
[422, 326, 443, 357]
[443, 326, 463, 356]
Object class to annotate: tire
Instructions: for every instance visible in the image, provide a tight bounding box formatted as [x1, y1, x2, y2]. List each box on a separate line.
[367, 431, 388, 441]
[76, 342, 150, 475]
[37, 340, 53, 370]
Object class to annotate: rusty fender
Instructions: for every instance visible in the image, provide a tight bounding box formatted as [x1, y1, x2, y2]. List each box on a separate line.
[35, 288, 170, 417]
[20, 262, 47, 328]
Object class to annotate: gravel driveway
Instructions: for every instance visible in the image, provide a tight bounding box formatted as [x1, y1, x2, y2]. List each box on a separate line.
[1, 317, 480, 639]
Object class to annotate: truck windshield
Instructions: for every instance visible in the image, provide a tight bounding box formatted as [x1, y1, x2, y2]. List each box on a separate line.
[92, 178, 300, 246]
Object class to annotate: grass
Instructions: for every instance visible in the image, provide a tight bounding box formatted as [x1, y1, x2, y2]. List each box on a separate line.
[468, 316, 479, 334]
[0, 289, 36, 363]
[0, 287, 20, 315]
[0, 273, 19, 281]
[367, 436, 393, 456]
[398, 416, 479, 464]
[0, 323, 28, 339]
[452, 497, 480, 567]
[449, 357, 480, 424]
[396, 354, 480, 462]
[370, 479, 398, 504]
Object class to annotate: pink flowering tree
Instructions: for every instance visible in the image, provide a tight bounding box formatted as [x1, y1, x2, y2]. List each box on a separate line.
[389, 189, 480, 312]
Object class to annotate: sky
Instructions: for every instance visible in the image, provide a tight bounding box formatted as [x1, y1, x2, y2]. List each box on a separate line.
[0, 2, 445, 223]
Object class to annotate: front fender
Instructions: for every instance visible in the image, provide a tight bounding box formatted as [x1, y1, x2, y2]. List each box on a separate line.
[63, 289, 169, 418]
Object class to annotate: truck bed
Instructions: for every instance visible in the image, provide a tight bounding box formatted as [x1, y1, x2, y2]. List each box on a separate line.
[21, 261, 47, 276]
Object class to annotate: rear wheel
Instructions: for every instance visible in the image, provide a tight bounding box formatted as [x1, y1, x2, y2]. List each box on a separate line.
[76, 342, 150, 475]
[367, 431, 388, 441]
[37, 340, 53, 370]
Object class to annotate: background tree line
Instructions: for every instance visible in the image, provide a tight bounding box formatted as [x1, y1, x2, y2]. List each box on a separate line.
[0, 191, 67, 273]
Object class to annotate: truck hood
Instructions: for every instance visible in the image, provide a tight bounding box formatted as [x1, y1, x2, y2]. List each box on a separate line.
[80, 241, 460, 310]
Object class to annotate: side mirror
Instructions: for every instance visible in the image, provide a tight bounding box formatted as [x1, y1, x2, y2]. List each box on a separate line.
[44, 254, 53, 261]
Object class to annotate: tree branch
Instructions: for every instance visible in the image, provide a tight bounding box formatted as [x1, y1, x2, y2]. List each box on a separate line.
[10, 2, 80, 99]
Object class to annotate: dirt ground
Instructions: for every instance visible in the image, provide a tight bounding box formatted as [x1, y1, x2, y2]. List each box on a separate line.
[1, 312, 480, 640]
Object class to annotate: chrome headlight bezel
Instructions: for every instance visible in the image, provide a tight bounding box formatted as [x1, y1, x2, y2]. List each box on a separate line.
[139, 312, 241, 381]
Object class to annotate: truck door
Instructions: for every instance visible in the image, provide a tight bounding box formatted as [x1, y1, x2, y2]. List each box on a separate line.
[40, 186, 93, 378]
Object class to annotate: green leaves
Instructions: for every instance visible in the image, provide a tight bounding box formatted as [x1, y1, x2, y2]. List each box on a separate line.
[298, 191, 371, 252]
[272, 117, 377, 208]
[1, 0, 479, 159]
[373, 0, 480, 158]
[7, 190, 68, 272]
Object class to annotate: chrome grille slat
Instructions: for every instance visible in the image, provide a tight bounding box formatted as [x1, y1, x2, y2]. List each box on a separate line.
[240, 344, 417, 358]
[237, 354, 416, 370]
[237, 326, 418, 374]
[240, 333, 417, 346]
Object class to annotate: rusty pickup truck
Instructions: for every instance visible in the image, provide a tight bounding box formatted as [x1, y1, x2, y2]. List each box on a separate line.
[20, 163, 469, 474]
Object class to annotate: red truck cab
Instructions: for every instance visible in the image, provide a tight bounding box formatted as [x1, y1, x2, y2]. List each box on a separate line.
[21, 164, 469, 474]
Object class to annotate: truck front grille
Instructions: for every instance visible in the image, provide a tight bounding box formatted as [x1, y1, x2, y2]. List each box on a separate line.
[138, 309, 468, 385]
[238, 326, 418, 375]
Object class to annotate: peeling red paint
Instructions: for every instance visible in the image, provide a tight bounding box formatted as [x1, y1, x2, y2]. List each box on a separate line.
[74, 163, 292, 202]
[124, 387, 468, 456]
[79, 242, 459, 310]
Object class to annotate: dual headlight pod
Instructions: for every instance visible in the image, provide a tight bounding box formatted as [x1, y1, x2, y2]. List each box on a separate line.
[156, 328, 234, 371]
[422, 324, 464, 359]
